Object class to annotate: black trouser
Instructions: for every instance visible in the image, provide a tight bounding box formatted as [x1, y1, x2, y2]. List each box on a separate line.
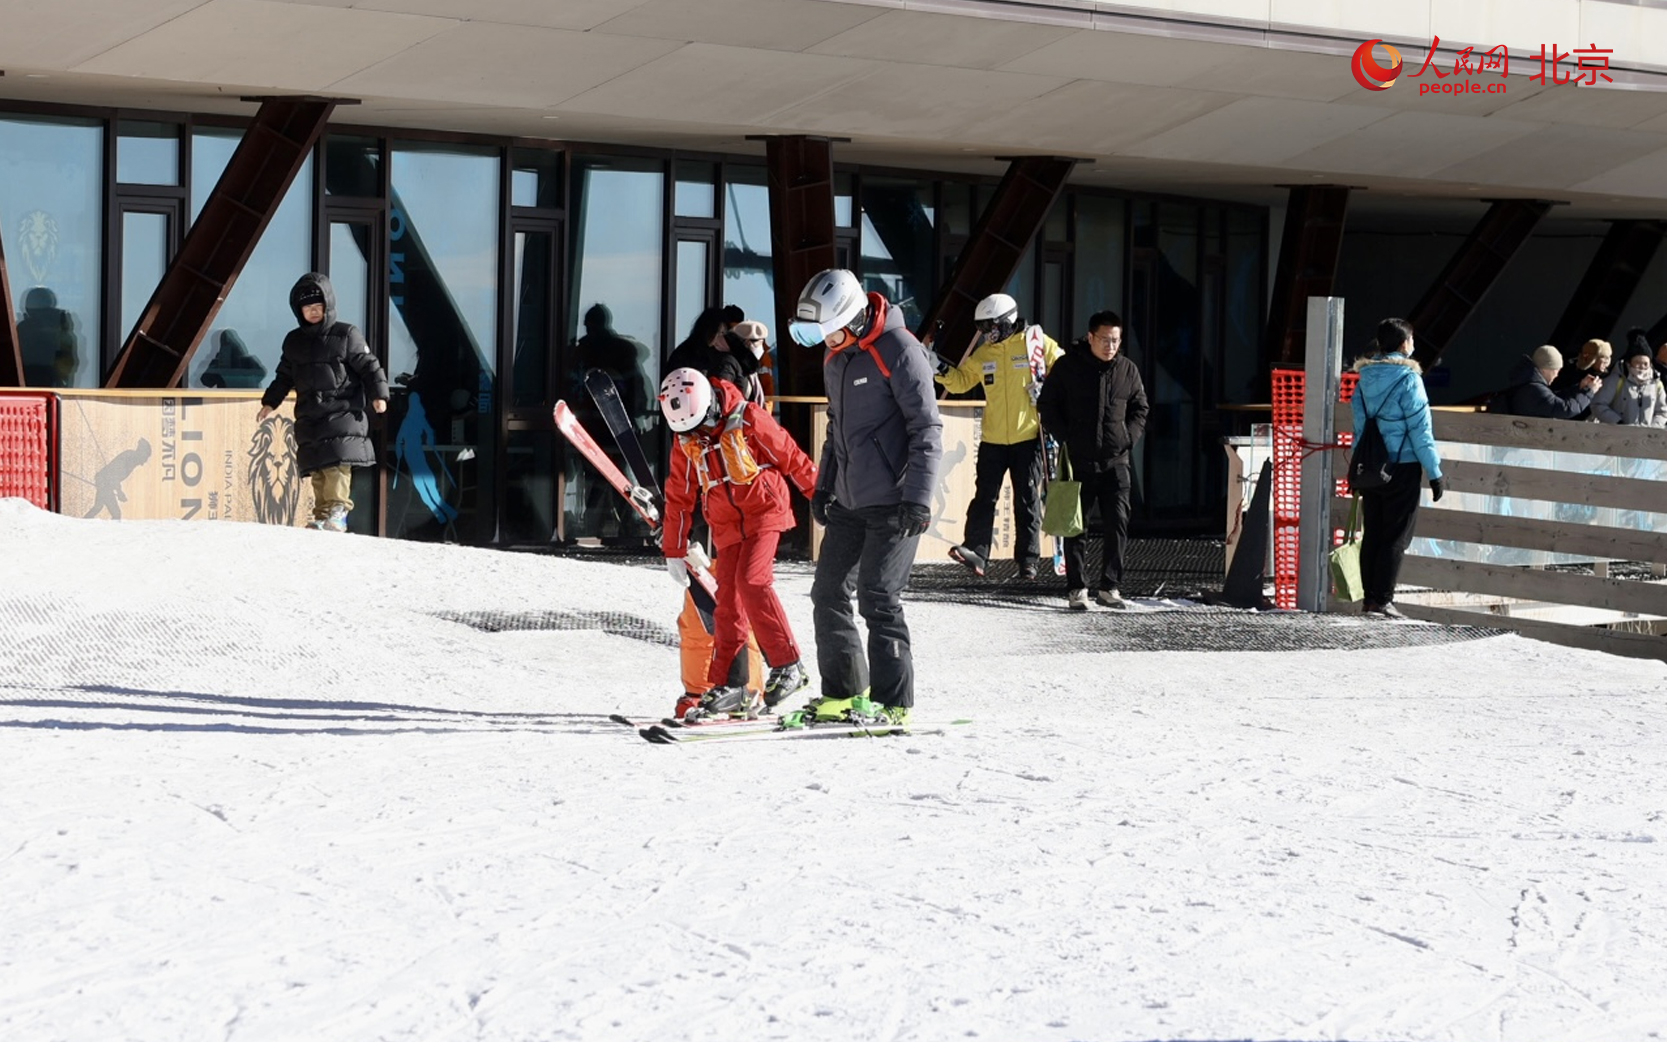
[1359, 462, 1424, 607]
[963, 438, 1044, 563]
[811, 502, 922, 709]
[1064, 461, 1132, 592]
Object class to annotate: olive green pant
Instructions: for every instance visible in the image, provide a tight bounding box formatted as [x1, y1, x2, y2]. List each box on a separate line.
[309, 464, 354, 519]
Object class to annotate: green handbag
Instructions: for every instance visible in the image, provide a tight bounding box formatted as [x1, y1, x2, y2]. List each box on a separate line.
[1041, 443, 1084, 538]
[1330, 495, 1365, 604]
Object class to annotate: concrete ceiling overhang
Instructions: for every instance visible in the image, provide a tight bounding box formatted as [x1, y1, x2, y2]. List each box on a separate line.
[4, 0, 1667, 216]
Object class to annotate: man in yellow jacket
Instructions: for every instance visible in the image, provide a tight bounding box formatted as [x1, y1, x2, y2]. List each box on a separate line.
[932, 292, 1063, 580]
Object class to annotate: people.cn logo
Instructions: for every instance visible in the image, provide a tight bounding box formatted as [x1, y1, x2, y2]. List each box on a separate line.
[1351, 39, 1403, 90]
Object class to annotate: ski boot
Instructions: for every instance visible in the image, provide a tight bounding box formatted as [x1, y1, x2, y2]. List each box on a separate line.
[684, 683, 760, 723]
[779, 692, 862, 729]
[843, 696, 910, 730]
[762, 661, 810, 709]
[948, 544, 988, 577]
[672, 692, 704, 721]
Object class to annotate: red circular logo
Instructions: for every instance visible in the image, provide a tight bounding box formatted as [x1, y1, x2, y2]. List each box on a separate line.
[1351, 39, 1403, 91]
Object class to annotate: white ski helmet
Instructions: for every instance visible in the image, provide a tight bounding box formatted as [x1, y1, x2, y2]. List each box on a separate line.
[788, 269, 867, 347]
[658, 367, 713, 433]
[974, 292, 1019, 342]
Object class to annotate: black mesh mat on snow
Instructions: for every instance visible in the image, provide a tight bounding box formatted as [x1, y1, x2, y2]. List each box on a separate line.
[430, 609, 677, 647]
[498, 539, 1504, 654]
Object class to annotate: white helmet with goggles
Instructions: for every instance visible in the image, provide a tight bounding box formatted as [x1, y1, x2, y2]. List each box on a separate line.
[973, 292, 1019, 343]
[658, 367, 714, 433]
[788, 269, 867, 348]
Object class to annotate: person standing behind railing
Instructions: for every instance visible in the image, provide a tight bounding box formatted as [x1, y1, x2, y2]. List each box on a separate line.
[1351, 318, 1444, 619]
[1593, 333, 1667, 428]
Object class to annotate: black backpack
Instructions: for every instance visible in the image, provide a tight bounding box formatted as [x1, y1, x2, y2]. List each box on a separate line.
[1348, 383, 1395, 491]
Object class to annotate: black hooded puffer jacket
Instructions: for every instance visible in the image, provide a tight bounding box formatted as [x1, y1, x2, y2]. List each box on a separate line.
[260, 273, 391, 474]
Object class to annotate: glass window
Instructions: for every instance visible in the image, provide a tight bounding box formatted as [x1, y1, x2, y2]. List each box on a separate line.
[1148, 202, 1201, 513]
[1074, 195, 1125, 333]
[674, 160, 717, 220]
[941, 181, 972, 237]
[859, 177, 935, 331]
[511, 147, 562, 209]
[511, 229, 555, 407]
[503, 429, 557, 543]
[835, 172, 855, 228]
[674, 239, 710, 346]
[0, 115, 104, 387]
[385, 141, 501, 543]
[723, 166, 775, 389]
[187, 128, 313, 391]
[1044, 196, 1069, 244]
[1041, 258, 1065, 341]
[117, 121, 179, 186]
[1006, 239, 1035, 323]
[1223, 208, 1264, 405]
[325, 135, 380, 197]
[568, 155, 663, 540]
[120, 211, 169, 345]
[328, 221, 373, 332]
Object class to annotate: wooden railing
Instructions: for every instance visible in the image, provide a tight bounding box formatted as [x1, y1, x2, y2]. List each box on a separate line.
[1329, 407, 1667, 661]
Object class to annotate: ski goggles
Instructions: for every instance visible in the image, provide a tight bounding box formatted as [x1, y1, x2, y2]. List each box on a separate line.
[788, 318, 841, 348]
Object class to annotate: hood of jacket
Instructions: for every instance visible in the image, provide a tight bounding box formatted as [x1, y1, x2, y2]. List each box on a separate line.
[1505, 354, 1548, 389]
[288, 272, 338, 328]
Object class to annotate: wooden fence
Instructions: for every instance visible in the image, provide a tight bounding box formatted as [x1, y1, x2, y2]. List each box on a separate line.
[1329, 407, 1667, 661]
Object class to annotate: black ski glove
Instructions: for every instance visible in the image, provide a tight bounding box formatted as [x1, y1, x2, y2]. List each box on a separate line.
[898, 501, 933, 538]
[811, 489, 833, 526]
[1430, 478, 1444, 502]
[931, 352, 952, 378]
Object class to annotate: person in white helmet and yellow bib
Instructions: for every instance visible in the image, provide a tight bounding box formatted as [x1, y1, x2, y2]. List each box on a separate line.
[931, 292, 1062, 580]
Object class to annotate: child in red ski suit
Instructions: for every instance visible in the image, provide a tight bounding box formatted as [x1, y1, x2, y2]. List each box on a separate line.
[658, 368, 817, 720]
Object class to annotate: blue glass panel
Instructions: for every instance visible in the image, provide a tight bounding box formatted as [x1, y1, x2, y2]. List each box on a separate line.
[723, 167, 776, 393]
[859, 177, 934, 332]
[117, 121, 179, 186]
[567, 155, 663, 541]
[0, 115, 104, 387]
[385, 142, 501, 543]
[187, 128, 313, 391]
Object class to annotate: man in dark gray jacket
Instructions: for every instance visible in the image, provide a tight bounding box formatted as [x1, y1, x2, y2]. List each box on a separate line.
[784, 269, 943, 729]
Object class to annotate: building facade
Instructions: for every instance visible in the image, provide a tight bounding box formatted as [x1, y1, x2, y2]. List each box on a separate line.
[10, 0, 1667, 544]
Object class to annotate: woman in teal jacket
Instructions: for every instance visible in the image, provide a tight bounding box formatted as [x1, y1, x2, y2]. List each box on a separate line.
[1350, 318, 1444, 618]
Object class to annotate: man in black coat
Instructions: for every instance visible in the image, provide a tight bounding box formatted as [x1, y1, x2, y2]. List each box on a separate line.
[257, 273, 390, 532]
[1037, 310, 1149, 610]
[1493, 345, 1598, 419]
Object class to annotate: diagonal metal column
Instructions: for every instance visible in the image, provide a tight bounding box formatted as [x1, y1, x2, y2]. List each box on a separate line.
[919, 155, 1077, 367]
[1409, 198, 1553, 370]
[0, 231, 21, 386]
[1263, 185, 1350, 369]
[106, 96, 339, 388]
[1547, 219, 1666, 351]
[761, 135, 840, 399]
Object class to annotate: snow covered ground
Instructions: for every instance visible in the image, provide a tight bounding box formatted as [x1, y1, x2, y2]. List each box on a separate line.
[3, 498, 1665, 1042]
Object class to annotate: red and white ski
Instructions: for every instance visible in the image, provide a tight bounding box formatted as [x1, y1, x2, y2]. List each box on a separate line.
[554, 400, 717, 596]
[1025, 325, 1066, 576]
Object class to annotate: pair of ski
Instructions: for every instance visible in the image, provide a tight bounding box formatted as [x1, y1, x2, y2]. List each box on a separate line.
[553, 370, 718, 596]
[1026, 325, 1066, 577]
[609, 712, 945, 744]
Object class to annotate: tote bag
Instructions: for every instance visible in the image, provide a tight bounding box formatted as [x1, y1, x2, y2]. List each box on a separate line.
[1041, 444, 1084, 538]
[1329, 495, 1365, 603]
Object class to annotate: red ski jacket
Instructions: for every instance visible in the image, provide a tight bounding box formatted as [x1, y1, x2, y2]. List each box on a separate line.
[662, 379, 817, 555]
